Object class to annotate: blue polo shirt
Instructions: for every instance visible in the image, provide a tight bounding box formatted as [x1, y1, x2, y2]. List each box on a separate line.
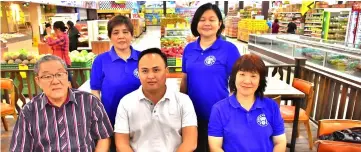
[182, 37, 241, 120]
[208, 95, 285, 152]
[90, 46, 141, 125]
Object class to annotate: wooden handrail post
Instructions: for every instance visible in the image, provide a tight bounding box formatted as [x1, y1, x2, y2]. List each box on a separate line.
[294, 57, 306, 79]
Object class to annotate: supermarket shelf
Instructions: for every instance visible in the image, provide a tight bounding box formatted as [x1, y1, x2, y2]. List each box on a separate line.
[304, 34, 311, 36]
[305, 21, 322, 24]
[278, 12, 301, 14]
[304, 30, 312, 32]
[312, 13, 323, 15]
[305, 26, 322, 28]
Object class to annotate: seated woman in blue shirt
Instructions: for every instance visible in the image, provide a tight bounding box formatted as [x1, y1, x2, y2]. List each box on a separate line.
[208, 54, 286, 152]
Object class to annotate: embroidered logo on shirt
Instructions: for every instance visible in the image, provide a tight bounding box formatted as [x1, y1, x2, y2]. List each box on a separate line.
[204, 55, 216, 66]
[257, 114, 268, 127]
[133, 68, 139, 79]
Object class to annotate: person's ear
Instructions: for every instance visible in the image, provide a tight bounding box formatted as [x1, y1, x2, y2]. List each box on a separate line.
[35, 76, 42, 90]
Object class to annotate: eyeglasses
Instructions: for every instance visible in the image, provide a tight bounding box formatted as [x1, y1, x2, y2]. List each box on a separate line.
[38, 72, 68, 81]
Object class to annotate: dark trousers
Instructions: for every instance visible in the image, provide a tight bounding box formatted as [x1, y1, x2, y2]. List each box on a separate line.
[195, 119, 209, 152]
[110, 136, 116, 152]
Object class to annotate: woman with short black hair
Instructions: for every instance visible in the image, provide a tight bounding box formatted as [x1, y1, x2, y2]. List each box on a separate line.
[208, 54, 287, 152]
[90, 15, 140, 152]
[180, 3, 241, 152]
[67, 21, 80, 51]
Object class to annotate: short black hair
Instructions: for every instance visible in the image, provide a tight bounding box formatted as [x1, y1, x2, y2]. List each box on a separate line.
[138, 48, 167, 67]
[53, 21, 67, 32]
[292, 17, 297, 21]
[107, 15, 134, 38]
[45, 23, 51, 28]
[191, 3, 225, 37]
[274, 19, 279, 23]
[229, 54, 267, 98]
[67, 21, 74, 28]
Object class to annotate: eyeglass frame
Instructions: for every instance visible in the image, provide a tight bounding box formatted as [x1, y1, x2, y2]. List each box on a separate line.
[36, 71, 69, 82]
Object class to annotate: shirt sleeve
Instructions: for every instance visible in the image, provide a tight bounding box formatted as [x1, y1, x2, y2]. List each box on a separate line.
[271, 100, 285, 136]
[90, 95, 114, 139]
[90, 56, 103, 90]
[114, 98, 130, 133]
[208, 106, 223, 137]
[10, 111, 34, 152]
[226, 44, 241, 76]
[180, 94, 197, 127]
[46, 36, 65, 46]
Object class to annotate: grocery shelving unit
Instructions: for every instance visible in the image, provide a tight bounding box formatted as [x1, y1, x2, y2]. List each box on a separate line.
[277, 12, 302, 33]
[304, 9, 324, 38]
[322, 8, 352, 42]
[161, 27, 189, 71]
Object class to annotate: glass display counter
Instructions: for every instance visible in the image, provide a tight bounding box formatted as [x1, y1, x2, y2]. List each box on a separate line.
[248, 34, 361, 82]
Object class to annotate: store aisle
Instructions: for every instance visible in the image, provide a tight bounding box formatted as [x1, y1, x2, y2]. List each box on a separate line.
[132, 26, 161, 51]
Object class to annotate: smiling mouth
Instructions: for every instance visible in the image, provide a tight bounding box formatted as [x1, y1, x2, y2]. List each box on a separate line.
[147, 82, 157, 85]
[52, 88, 62, 91]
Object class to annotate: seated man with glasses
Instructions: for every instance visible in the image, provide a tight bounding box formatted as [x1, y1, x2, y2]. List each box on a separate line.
[10, 55, 113, 152]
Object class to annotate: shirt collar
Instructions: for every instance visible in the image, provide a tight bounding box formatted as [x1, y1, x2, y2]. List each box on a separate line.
[138, 85, 172, 103]
[229, 94, 264, 110]
[109, 45, 138, 62]
[40, 89, 77, 110]
[193, 36, 222, 51]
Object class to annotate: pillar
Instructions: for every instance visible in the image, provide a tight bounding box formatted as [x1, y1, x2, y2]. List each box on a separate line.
[261, 1, 270, 20]
[28, 3, 41, 46]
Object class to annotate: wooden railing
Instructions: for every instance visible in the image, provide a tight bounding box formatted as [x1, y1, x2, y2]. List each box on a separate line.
[300, 66, 361, 122]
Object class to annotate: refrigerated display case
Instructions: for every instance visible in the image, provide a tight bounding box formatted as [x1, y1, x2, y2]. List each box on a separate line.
[88, 20, 109, 41]
[248, 34, 361, 83]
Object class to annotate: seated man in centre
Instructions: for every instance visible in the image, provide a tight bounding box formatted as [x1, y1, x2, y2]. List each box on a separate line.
[114, 48, 198, 152]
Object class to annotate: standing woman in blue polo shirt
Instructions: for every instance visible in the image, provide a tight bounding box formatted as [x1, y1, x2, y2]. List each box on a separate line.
[180, 3, 241, 152]
[208, 54, 287, 152]
[90, 15, 141, 151]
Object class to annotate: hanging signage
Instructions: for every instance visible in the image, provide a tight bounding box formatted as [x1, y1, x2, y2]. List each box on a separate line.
[301, 0, 315, 15]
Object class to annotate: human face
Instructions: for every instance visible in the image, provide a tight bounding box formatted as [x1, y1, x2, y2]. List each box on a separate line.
[35, 60, 69, 101]
[235, 71, 260, 97]
[138, 53, 168, 93]
[197, 9, 221, 38]
[110, 24, 132, 51]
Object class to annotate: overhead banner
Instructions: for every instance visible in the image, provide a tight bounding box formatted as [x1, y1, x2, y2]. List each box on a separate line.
[301, 0, 315, 15]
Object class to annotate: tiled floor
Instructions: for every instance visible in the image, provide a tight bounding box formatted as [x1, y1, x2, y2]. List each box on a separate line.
[1, 26, 317, 152]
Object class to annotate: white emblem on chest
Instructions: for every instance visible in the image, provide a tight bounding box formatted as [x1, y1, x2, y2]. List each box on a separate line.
[204, 55, 216, 66]
[257, 114, 268, 127]
[133, 68, 139, 79]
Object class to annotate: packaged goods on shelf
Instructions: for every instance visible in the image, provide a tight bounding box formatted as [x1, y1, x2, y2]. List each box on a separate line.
[322, 9, 351, 42]
[225, 17, 240, 38]
[160, 16, 187, 37]
[304, 9, 324, 37]
[131, 18, 145, 38]
[277, 4, 301, 12]
[315, 1, 329, 8]
[237, 19, 268, 42]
